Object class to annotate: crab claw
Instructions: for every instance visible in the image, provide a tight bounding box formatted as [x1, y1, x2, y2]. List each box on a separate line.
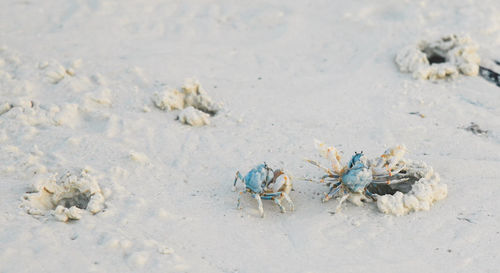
[376, 145, 407, 168]
[314, 139, 342, 174]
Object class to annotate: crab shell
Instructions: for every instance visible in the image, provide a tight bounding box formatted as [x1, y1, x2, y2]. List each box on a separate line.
[243, 163, 273, 193]
[341, 154, 372, 193]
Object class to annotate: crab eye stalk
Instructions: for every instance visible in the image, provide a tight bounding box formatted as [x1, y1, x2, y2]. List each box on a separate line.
[348, 152, 365, 168]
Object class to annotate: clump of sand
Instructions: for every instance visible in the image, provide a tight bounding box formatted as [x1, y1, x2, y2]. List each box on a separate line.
[38, 59, 81, 84]
[376, 161, 447, 216]
[396, 34, 480, 80]
[177, 106, 211, 126]
[22, 169, 107, 222]
[152, 78, 221, 126]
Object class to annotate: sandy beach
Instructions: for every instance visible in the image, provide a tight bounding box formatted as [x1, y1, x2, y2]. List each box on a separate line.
[1, 1, 500, 272]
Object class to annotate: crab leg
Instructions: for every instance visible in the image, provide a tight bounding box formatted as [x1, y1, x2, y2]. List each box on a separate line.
[233, 171, 244, 191]
[261, 192, 282, 200]
[274, 198, 286, 213]
[318, 174, 340, 180]
[252, 194, 264, 218]
[236, 191, 245, 209]
[305, 159, 337, 176]
[372, 172, 408, 179]
[282, 192, 294, 211]
[301, 176, 339, 183]
[335, 193, 350, 213]
[365, 189, 376, 200]
[322, 185, 342, 202]
[372, 164, 406, 177]
[371, 177, 410, 185]
[374, 145, 406, 169]
[261, 192, 293, 213]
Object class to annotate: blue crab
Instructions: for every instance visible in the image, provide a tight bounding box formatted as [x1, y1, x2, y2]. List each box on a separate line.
[233, 163, 294, 217]
[307, 140, 409, 212]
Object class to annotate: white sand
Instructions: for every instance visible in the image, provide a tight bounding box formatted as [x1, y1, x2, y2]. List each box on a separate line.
[1, 0, 500, 272]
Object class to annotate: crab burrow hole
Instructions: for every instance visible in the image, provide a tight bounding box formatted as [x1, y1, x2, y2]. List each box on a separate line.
[425, 51, 446, 65]
[395, 34, 480, 79]
[22, 169, 108, 222]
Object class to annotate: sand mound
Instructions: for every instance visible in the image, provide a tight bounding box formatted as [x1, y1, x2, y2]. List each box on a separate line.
[152, 78, 221, 126]
[22, 169, 106, 222]
[177, 106, 211, 126]
[396, 34, 480, 80]
[375, 160, 447, 216]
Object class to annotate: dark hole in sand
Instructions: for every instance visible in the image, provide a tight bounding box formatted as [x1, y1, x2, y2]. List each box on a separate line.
[367, 170, 420, 195]
[427, 54, 446, 64]
[57, 190, 90, 209]
[202, 109, 218, 116]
